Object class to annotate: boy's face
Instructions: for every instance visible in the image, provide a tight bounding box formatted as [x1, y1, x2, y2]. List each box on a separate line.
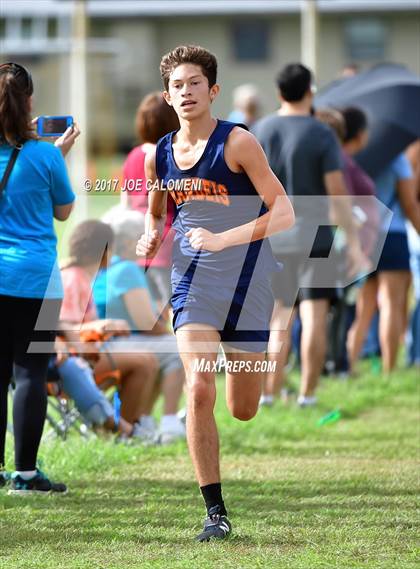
[164, 63, 219, 120]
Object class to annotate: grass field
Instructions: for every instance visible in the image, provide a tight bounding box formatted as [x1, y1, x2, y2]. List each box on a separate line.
[1, 364, 419, 569]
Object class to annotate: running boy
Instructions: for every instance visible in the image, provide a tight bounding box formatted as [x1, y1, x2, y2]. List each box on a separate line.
[136, 45, 294, 541]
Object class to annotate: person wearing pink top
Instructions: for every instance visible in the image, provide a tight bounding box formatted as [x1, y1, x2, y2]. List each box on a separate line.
[122, 92, 179, 309]
[60, 265, 98, 324]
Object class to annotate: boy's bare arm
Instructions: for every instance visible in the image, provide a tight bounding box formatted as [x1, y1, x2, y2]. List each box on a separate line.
[136, 148, 168, 258]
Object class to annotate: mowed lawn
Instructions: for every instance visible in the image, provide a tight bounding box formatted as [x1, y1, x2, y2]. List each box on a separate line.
[0, 365, 419, 569]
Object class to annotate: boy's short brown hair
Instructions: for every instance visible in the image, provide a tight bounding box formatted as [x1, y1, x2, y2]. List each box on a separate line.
[135, 91, 179, 143]
[160, 45, 217, 90]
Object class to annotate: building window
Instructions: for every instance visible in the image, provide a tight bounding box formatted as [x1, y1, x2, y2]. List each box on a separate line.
[232, 20, 269, 62]
[21, 17, 33, 40]
[345, 19, 387, 61]
[47, 18, 58, 39]
[90, 19, 111, 38]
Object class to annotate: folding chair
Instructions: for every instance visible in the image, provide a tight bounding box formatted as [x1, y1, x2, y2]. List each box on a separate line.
[44, 329, 122, 440]
[43, 358, 94, 441]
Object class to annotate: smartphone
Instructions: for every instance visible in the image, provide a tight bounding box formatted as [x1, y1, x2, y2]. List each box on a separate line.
[37, 115, 74, 137]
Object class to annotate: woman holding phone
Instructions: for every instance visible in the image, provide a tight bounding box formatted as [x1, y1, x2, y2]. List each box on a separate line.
[0, 62, 79, 494]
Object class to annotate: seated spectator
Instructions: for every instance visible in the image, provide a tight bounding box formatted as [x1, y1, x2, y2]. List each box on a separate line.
[96, 206, 185, 444]
[59, 219, 159, 441]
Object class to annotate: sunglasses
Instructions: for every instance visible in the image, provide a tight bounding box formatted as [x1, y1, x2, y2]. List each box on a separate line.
[0, 62, 33, 96]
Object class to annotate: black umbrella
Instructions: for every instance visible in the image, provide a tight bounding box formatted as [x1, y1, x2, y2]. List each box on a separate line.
[314, 63, 420, 178]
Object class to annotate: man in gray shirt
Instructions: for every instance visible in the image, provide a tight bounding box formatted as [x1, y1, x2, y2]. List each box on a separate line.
[252, 63, 366, 407]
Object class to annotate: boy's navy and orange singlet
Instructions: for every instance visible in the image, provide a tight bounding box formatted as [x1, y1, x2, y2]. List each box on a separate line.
[155, 120, 282, 351]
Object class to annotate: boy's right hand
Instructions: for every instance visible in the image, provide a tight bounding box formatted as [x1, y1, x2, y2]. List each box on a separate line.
[136, 229, 161, 259]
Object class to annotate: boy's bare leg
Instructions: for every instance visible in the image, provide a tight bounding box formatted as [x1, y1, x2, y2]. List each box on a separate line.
[177, 324, 234, 541]
[176, 323, 221, 486]
[224, 348, 265, 419]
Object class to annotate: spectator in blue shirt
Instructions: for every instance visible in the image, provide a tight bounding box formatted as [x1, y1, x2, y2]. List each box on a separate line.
[0, 62, 79, 493]
[347, 151, 420, 373]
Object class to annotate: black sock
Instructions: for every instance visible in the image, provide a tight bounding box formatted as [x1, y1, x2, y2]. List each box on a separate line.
[200, 483, 227, 516]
